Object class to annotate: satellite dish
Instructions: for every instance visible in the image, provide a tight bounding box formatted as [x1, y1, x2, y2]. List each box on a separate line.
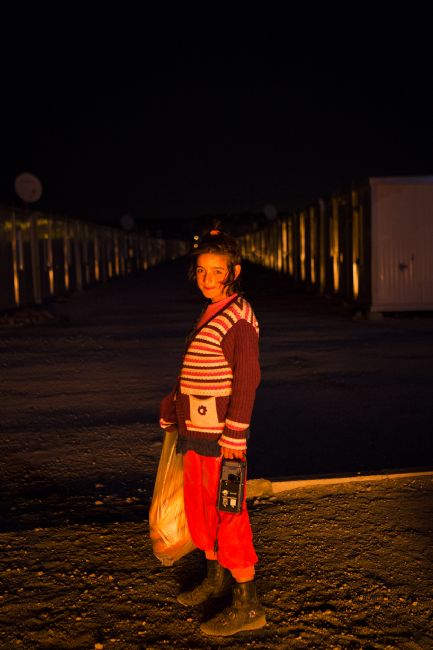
[264, 204, 277, 221]
[120, 214, 135, 231]
[14, 172, 43, 203]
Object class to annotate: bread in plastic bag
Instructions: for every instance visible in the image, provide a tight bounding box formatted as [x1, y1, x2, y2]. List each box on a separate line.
[149, 429, 195, 566]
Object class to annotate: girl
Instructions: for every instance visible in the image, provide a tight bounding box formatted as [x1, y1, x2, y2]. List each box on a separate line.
[159, 228, 266, 637]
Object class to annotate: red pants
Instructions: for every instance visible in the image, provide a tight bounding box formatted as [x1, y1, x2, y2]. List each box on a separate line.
[182, 450, 258, 570]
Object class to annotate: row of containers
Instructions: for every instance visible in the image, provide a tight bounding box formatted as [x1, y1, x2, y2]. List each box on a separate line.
[2, 175, 433, 314]
[239, 176, 433, 313]
[0, 206, 188, 312]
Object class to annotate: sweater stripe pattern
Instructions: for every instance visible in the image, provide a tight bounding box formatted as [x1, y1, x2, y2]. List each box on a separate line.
[179, 297, 258, 398]
[181, 297, 260, 451]
[159, 296, 260, 454]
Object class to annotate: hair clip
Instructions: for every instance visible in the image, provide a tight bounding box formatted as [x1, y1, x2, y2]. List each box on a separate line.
[210, 229, 220, 235]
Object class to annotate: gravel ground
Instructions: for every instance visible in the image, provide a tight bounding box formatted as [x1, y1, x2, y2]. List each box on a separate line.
[1, 259, 433, 649]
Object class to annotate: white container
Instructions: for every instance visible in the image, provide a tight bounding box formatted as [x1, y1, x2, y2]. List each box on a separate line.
[370, 176, 433, 312]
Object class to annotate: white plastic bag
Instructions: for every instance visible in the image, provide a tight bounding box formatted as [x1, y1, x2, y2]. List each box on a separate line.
[149, 429, 195, 566]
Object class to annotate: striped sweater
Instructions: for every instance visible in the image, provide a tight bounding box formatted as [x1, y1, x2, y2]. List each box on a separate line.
[160, 295, 260, 453]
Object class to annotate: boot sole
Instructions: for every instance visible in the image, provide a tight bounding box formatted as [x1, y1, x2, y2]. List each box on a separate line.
[200, 613, 267, 636]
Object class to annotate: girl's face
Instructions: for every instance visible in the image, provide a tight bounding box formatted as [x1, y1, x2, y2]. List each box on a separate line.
[196, 252, 240, 302]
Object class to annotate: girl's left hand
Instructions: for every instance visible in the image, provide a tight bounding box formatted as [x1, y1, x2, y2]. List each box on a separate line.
[220, 445, 246, 460]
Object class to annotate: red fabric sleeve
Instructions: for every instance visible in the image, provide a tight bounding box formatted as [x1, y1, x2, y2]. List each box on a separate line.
[159, 384, 178, 429]
[219, 319, 260, 450]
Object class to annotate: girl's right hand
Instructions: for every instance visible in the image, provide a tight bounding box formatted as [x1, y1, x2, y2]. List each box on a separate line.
[220, 445, 246, 460]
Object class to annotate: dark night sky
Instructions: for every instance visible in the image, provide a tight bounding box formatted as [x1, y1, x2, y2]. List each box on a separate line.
[1, 16, 433, 227]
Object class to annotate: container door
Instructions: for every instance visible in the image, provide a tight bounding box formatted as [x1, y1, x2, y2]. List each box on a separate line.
[371, 180, 432, 310]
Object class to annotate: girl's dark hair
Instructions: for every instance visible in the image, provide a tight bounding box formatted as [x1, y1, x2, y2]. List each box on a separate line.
[189, 228, 242, 295]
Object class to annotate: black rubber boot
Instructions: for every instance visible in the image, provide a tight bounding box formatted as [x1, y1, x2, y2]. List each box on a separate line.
[200, 580, 266, 636]
[177, 559, 233, 606]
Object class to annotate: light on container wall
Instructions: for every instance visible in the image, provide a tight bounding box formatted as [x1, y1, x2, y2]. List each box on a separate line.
[114, 237, 120, 276]
[11, 212, 20, 305]
[277, 223, 283, 272]
[288, 218, 294, 276]
[352, 207, 360, 299]
[94, 236, 100, 281]
[318, 198, 326, 293]
[300, 211, 306, 282]
[281, 220, 288, 273]
[63, 223, 71, 291]
[310, 207, 317, 285]
[331, 198, 340, 292]
[108, 237, 114, 277]
[47, 220, 54, 295]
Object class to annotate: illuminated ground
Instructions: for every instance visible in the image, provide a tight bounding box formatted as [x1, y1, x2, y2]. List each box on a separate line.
[1, 260, 432, 648]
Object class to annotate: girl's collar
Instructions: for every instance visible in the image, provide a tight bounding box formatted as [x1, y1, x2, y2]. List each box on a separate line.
[206, 292, 238, 307]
